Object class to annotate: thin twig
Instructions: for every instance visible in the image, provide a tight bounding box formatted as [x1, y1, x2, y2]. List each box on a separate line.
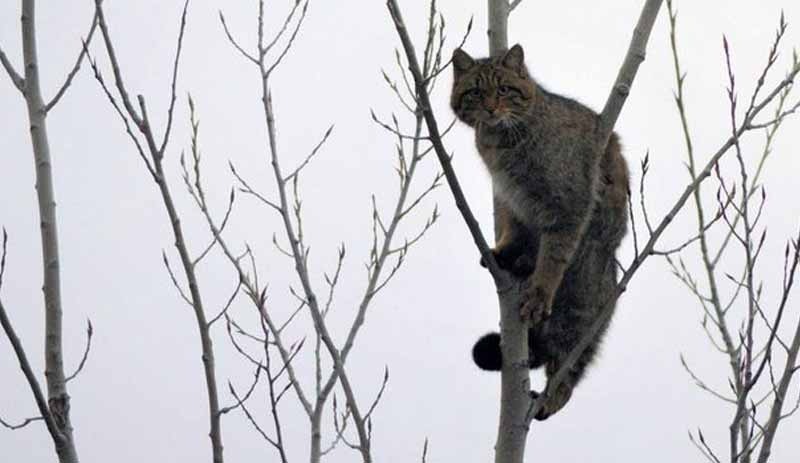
[0, 232, 62, 444]
[0, 46, 24, 91]
[65, 319, 93, 383]
[681, 354, 736, 404]
[218, 12, 259, 65]
[162, 251, 193, 306]
[261, 0, 304, 57]
[264, 1, 309, 76]
[208, 280, 242, 328]
[229, 380, 280, 448]
[284, 125, 334, 183]
[94, 0, 143, 126]
[0, 415, 44, 431]
[219, 366, 261, 416]
[45, 12, 99, 112]
[158, 0, 190, 156]
[92, 2, 227, 461]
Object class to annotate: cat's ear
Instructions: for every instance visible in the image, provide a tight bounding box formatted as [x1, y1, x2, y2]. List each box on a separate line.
[452, 48, 476, 76]
[502, 44, 525, 74]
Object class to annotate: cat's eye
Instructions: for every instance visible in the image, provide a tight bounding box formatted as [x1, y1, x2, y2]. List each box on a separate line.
[498, 85, 514, 96]
[466, 88, 481, 98]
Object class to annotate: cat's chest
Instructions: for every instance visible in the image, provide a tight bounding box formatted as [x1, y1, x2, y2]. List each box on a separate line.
[475, 132, 531, 169]
[475, 135, 541, 175]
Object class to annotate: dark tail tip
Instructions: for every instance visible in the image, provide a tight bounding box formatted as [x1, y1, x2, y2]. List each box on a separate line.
[472, 332, 502, 371]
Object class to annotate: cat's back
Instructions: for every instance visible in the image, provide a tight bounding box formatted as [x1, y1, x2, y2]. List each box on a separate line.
[537, 87, 601, 136]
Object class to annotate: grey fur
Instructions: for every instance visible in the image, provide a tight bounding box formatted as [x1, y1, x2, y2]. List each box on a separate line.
[453, 45, 629, 419]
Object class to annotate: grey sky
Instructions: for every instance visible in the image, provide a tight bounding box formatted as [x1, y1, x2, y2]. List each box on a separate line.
[1, 1, 799, 462]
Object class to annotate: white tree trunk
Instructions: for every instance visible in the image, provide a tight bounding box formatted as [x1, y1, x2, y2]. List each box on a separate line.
[486, 3, 532, 463]
[21, 1, 79, 461]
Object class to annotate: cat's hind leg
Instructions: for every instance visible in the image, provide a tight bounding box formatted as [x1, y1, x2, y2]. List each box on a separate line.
[532, 342, 597, 420]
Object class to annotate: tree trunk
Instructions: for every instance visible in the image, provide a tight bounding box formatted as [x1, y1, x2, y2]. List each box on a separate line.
[21, 0, 79, 461]
[487, 3, 532, 463]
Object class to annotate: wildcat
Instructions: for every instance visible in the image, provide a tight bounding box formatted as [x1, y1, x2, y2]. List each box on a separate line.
[450, 44, 629, 420]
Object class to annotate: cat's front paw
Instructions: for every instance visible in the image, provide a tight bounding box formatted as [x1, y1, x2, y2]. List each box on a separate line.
[480, 247, 512, 270]
[510, 254, 535, 277]
[520, 285, 552, 325]
[480, 245, 526, 273]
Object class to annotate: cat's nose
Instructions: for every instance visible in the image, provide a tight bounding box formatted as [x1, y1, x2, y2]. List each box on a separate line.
[483, 97, 498, 112]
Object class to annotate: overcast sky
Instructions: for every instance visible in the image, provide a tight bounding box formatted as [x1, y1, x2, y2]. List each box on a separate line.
[2, 1, 799, 462]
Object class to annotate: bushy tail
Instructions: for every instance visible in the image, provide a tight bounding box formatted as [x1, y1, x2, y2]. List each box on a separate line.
[472, 332, 502, 371]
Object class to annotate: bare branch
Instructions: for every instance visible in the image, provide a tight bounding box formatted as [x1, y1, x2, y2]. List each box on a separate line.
[83, 45, 155, 178]
[0, 415, 43, 431]
[218, 11, 258, 65]
[45, 12, 100, 112]
[755, 226, 800, 463]
[713, 84, 794, 266]
[6, 1, 88, 458]
[0, 47, 24, 92]
[191, 189, 235, 267]
[400, 174, 443, 219]
[627, 183, 641, 256]
[208, 280, 242, 328]
[91, 3, 228, 460]
[322, 244, 346, 317]
[0, 298, 62, 443]
[0, 228, 6, 288]
[260, 0, 304, 57]
[651, 199, 730, 256]
[93, 0, 143, 126]
[262, 329, 291, 463]
[264, 0, 309, 76]
[219, 367, 261, 416]
[746, 100, 800, 130]
[228, 380, 280, 448]
[688, 429, 723, 463]
[284, 125, 334, 183]
[65, 319, 93, 383]
[638, 153, 655, 233]
[225, 317, 267, 369]
[598, 0, 664, 143]
[0, 232, 61, 444]
[158, 0, 190, 156]
[380, 68, 417, 113]
[162, 251, 193, 306]
[0, 231, 51, 436]
[272, 338, 306, 382]
[249, 3, 376, 452]
[394, 48, 416, 103]
[385, 0, 503, 281]
[363, 366, 390, 421]
[370, 110, 428, 140]
[226, 315, 265, 344]
[421, 16, 473, 87]
[744, 11, 788, 121]
[230, 162, 282, 212]
[190, 111, 315, 418]
[391, 206, 439, 254]
[680, 354, 736, 404]
[327, 394, 357, 454]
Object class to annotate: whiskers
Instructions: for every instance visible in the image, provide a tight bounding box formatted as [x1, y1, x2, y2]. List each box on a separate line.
[499, 113, 529, 145]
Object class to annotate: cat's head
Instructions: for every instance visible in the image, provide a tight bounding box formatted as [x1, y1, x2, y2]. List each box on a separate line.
[450, 44, 537, 128]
